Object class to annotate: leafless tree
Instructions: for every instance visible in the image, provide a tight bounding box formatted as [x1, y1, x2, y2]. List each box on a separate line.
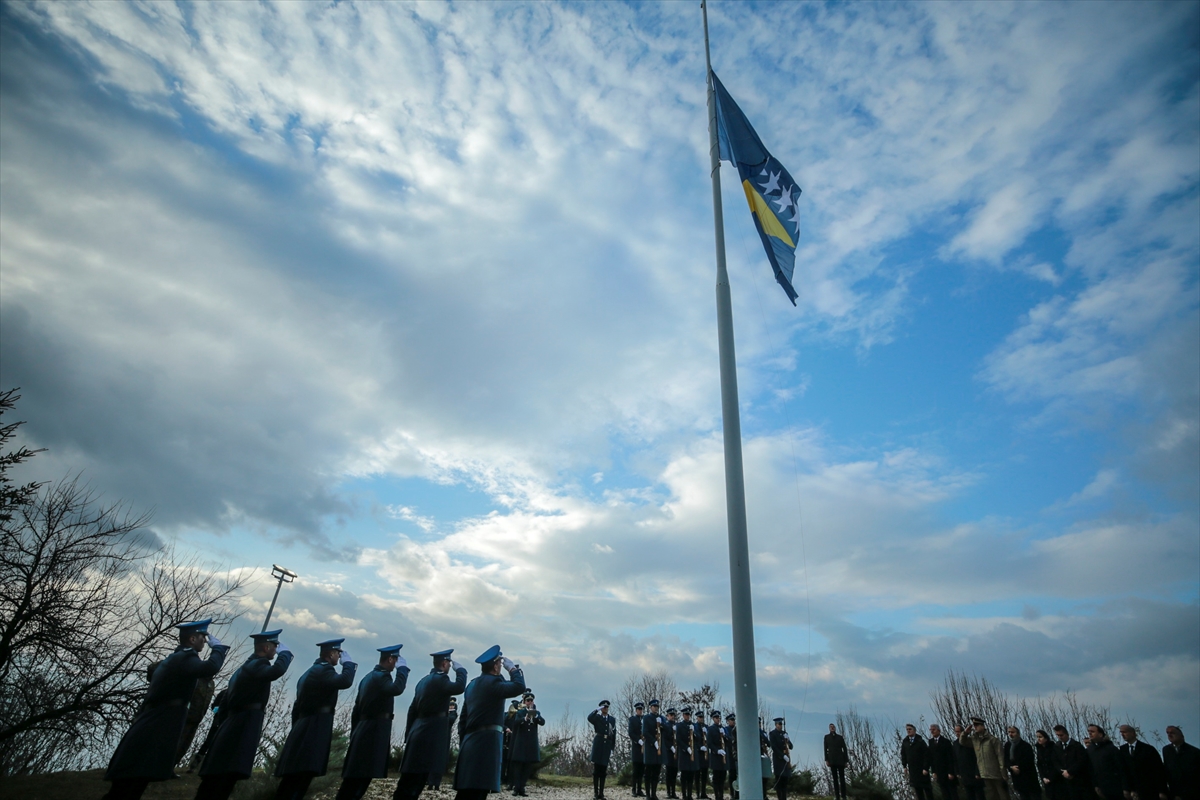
[0, 475, 247, 775]
[542, 704, 594, 777]
[0, 389, 43, 524]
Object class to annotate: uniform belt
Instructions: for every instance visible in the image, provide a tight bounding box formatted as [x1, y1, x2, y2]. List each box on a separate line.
[465, 724, 505, 736]
[365, 712, 395, 721]
[299, 705, 335, 718]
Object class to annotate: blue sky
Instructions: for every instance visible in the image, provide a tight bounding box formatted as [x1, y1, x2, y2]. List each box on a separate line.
[1, 0, 1197, 761]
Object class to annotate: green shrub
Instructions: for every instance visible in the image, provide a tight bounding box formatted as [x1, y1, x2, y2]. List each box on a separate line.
[848, 770, 894, 800]
[788, 769, 817, 795]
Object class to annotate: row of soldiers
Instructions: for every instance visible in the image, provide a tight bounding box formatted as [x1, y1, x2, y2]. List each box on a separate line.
[101, 620, 532, 800]
[585, 701, 802, 800]
[898, 719, 1199, 800]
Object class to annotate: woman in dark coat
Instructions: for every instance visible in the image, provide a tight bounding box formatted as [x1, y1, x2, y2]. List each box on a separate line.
[1035, 731, 1060, 800]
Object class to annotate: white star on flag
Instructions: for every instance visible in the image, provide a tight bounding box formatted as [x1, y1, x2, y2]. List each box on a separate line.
[759, 170, 782, 196]
[773, 187, 796, 214]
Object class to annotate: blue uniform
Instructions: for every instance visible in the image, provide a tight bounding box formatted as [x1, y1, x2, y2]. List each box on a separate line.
[199, 649, 294, 777]
[106, 643, 229, 782]
[453, 667, 526, 792]
[588, 710, 617, 766]
[401, 665, 469, 778]
[677, 721, 700, 772]
[341, 663, 411, 779]
[275, 658, 357, 777]
[511, 708, 545, 763]
[707, 724, 729, 771]
[644, 713, 666, 766]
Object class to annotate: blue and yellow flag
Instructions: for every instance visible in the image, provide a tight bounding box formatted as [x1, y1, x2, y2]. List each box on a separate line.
[712, 70, 801, 305]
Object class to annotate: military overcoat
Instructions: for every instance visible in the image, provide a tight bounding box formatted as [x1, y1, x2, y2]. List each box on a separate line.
[106, 644, 229, 782]
[341, 663, 411, 779]
[769, 729, 792, 778]
[511, 708, 545, 763]
[629, 714, 645, 764]
[401, 665, 469, 777]
[587, 710, 617, 766]
[274, 658, 357, 777]
[707, 724, 729, 771]
[643, 713, 666, 766]
[453, 667, 526, 792]
[199, 649, 294, 777]
[662, 720, 677, 768]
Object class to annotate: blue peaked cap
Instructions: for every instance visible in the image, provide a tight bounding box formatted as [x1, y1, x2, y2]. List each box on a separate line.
[475, 644, 502, 664]
[316, 638, 345, 650]
[430, 649, 454, 658]
[176, 618, 212, 634]
[377, 644, 403, 655]
[250, 629, 282, 642]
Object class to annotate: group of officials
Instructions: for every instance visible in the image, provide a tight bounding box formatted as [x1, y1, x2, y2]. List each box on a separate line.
[584, 701, 806, 800]
[101, 620, 532, 800]
[898, 719, 1199, 800]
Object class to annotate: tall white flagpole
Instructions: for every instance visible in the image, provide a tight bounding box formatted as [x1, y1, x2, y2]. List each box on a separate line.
[702, 2, 763, 798]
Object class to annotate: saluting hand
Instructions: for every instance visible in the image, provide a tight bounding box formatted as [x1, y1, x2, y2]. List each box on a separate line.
[501, 657, 516, 672]
[452, 660, 464, 672]
[396, 655, 407, 669]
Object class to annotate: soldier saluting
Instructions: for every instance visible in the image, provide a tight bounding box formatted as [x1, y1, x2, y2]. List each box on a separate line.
[396, 649, 469, 800]
[453, 645, 527, 800]
[335, 644, 411, 800]
[194, 629, 294, 800]
[103, 619, 229, 800]
[588, 700, 618, 800]
[274, 638, 358, 800]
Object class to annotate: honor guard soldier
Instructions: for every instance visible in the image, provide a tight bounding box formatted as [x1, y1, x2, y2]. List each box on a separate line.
[335, 644, 411, 800]
[194, 629, 294, 800]
[396, 649, 468, 800]
[677, 708, 700, 800]
[695, 711, 711, 799]
[453, 645, 527, 800]
[504, 699, 520, 788]
[707, 711, 730, 800]
[644, 700, 666, 800]
[274, 638, 358, 800]
[104, 619, 229, 800]
[664, 708, 679, 799]
[725, 713, 738, 799]
[510, 692, 545, 796]
[588, 700, 618, 800]
[768, 718, 793, 800]
[630, 702, 647, 797]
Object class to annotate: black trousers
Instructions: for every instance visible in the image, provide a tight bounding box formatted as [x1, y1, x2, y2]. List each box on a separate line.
[961, 781, 987, 800]
[336, 777, 373, 800]
[646, 765, 662, 799]
[195, 773, 242, 800]
[593, 763, 610, 798]
[456, 790, 489, 800]
[681, 772, 695, 800]
[394, 771, 428, 800]
[775, 775, 788, 800]
[275, 773, 316, 800]
[698, 768, 709, 798]
[911, 775, 934, 800]
[102, 779, 151, 800]
[829, 766, 847, 800]
[513, 760, 534, 794]
[711, 770, 727, 800]
[936, 777, 960, 800]
[667, 765, 678, 797]
[632, 762, 645, 796]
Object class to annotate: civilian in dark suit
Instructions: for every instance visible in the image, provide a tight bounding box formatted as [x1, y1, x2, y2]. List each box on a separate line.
[902, 724, 934, 800]
[1053, 725, 1092, 800]
[1086, 725, 1130, 800]
[929, 724, 959, 800]
[1006, 727, 1040, 800]
[1036, 730, 1063, 800]
[825, 724, 849, 800]
[954, 725, 986, 800]
[1163, 727, 1199, 800]
[453, 646, 526, 800]
[1119, 725, 1166, 800]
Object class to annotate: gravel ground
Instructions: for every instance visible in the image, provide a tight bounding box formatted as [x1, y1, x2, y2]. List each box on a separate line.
[336, 780, 598, 800]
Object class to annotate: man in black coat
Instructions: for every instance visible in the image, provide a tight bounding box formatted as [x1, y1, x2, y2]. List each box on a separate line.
[1005, 727, 1040, 800]
[1162, 726, 1198, 800]
[274, 638, 358, 800]
[589, 700, 619, 800]
[664, 708, 680, 799]
[1054, 725, 1093, 800]
[396, 649, 468, 800]
[954, 724, 985, 800]
[194, 629, 294, 800]
[630, 702, 648, 797]
[1118, 724, 1166, 800]
[1086, 725, 1131, 800]
[929, 724, 958, 800]
[510, 693, 545, 796]
[902, 724, 934, 800]
[336, 644, 411, 800]
[768, 719, 793, 800]
[104, 619, 230, 800]
[453, 645, 526, 800]
[825, 723, 849, 800]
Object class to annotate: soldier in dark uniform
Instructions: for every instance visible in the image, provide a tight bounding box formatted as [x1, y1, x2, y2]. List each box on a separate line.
[437, 697, 458, 789]
[274, 638, 358, 800]
[824, 723, 849, 800]
[335, 644, 411, 800]
[104, 619, 230, 800]
[769, 718, 793, 800]
[708, 711, 730, 800]
[630, 702, 647, 797]
[588, 700, 618, 800]
[503, 700, 520, 789]
[396, 649, 468, 800]
[510, 692, 545, 796]
[725, 714, 738, 800]
[928, 724, 958, 800]
[677, 709, 699, 800]
[453, 645, 526, 800]
[664, 709, 679, 799]
[644, 700, 666, 800]
[194, 629, 294, 800]
[696, 711, 711, 799]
